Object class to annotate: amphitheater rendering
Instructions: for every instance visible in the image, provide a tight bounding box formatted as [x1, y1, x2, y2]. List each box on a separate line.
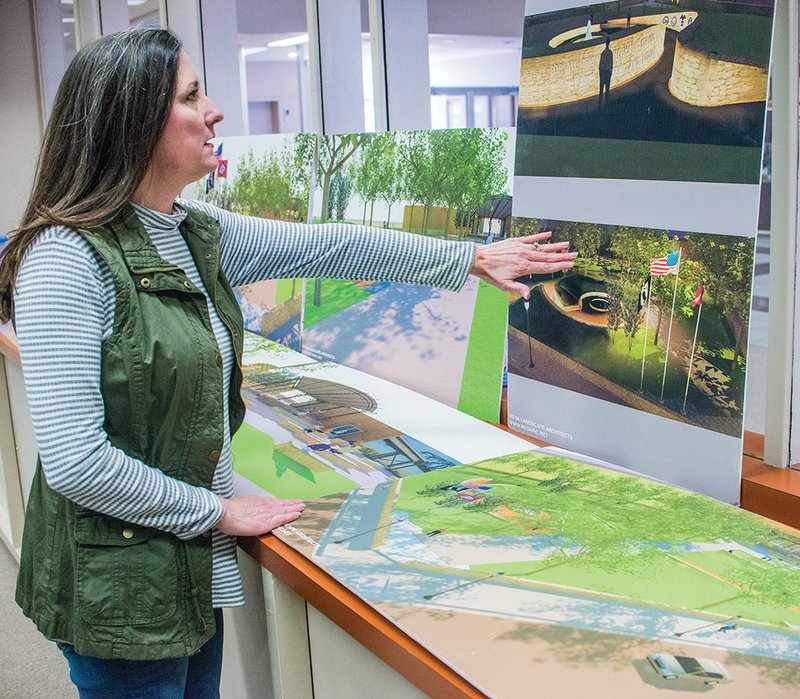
[516, 0, 774, 183]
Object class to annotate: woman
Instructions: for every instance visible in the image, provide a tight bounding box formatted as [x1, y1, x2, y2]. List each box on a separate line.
[0, 28, 575, 697]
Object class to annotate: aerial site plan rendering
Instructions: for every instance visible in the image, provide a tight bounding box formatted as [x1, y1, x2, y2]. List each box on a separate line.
[232, 334, 800, 697]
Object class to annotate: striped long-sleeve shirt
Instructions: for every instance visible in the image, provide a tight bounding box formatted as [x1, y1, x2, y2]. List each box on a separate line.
[13, 199, 475, 607]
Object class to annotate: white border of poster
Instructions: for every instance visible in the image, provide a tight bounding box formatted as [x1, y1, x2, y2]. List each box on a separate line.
[509, 0, 774, 501]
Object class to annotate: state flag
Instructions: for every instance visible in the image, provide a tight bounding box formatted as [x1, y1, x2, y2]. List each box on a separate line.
[216, 159, 228, 178]
[691, 284, 704, 308]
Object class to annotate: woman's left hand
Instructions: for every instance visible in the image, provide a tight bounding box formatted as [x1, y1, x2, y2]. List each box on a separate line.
[470, 231, 577, 299]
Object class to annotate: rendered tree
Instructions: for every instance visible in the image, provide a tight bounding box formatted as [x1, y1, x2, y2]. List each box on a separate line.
[605, 279, 625, 343]
[351, 132, 398, 227]
[686, 236, 754, 371]
[609, 226, 675, 347]
[510, 216, 544, 238]
[313, 134, 370, 306]
[317, 134, 369, 225]
[397, 130, 448, 234]
[327, 170, 353, 222]
[209, 143, 310, 224]
[437, 129, 509, 237]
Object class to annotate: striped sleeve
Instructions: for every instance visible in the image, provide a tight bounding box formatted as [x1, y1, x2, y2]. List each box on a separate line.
[182, 199, 476, 290]
[14, 228, 224, 539]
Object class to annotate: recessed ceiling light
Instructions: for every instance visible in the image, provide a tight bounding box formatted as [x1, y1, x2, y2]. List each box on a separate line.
[287, 51, 298, 59]
[268, 34, 309, 48]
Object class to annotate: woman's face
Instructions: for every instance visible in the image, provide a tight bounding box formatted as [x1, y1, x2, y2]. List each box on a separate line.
[148, 51, 224, 188]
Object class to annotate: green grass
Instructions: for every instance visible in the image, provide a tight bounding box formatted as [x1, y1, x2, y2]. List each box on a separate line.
[274, 278, 299, 305]
[471, 555, 739, 610]
[680, 15, 772, 67]
[392, 459, 800, 629]
[396, 468, 532, 536]
[515, 135, 762, 185]
[303, 279, 371, 329]
[469, 552, 800, 628]
[456, 281, 508, 422]
[231, 422, 357, 499]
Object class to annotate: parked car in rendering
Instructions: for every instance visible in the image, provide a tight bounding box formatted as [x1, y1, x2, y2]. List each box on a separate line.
[647, 653, 733, 686]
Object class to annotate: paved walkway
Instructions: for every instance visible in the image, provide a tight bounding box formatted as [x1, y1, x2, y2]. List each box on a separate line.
[303, 280, 480, 408]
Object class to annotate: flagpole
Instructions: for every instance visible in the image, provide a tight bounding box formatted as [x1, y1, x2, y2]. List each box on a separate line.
[659, 250, 681, 403]
[638, 279, 652, 393]
[682, 300, 702, 415]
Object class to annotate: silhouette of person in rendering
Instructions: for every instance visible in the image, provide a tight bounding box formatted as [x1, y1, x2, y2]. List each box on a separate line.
[598, 36, 613, 106]
[627, 8, 632, 28]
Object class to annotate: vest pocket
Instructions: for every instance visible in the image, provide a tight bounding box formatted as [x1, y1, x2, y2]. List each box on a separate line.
[74, 513, 178, 627]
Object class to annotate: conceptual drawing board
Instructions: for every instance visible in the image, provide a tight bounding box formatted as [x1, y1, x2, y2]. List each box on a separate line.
[232, 334, 800, 698]
[507, 0, 775, 503]
[194, 133, 314, 351]
[301, 128, 514, 422]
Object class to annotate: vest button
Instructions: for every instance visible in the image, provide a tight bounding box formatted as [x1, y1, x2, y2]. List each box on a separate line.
[183, 280, 193, 290]
[122, 528, 135, 539]
[215, 354, 223, 368]
[139, 278, 151, 289]
[209, 449, 221, 463]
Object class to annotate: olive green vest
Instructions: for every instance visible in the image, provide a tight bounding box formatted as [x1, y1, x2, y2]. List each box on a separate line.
[15, 204, 245, 660]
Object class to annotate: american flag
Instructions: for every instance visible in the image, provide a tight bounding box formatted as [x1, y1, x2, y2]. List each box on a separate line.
[650, 250, 680, 276]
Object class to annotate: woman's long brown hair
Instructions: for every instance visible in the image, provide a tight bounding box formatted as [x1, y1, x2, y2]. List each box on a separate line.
[0, 27, 182, 322]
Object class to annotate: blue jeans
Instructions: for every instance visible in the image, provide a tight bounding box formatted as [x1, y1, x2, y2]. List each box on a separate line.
[57, 609, 224, 698]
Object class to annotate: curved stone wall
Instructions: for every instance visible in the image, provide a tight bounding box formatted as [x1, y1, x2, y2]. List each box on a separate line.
[668, 42, 768, 107]
[520, 25, 665, 108]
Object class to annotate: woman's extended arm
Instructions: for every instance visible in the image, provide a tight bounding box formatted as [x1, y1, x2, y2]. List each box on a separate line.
[184, 201, 575, 294]
[186, 200, 474, 290]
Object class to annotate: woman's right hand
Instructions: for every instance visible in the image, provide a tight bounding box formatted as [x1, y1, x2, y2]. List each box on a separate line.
[216, 496, 305, 536]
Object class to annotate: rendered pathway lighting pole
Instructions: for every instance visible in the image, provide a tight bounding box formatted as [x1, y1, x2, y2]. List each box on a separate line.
[524, 298, 534, 369]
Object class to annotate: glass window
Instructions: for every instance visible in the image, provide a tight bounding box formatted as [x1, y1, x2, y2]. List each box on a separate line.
[201, 0, 313, 136]
[61, 1, 78, 61]
[128, 0, 163, 28]
[427, 0, 524, 129]
[473, 94, 490, 128]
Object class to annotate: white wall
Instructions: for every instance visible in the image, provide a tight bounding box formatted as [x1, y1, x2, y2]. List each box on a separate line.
[427, 0, 524, 36]
[0, 0, 44, 234]
[430, 51, 521, 88]
[236, 0, 308, 34]
[245, 60, 303, 134]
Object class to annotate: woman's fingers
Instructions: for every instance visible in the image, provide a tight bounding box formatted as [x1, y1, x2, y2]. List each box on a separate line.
[216, 495, 307, 536]
[515, 231, 553, 244]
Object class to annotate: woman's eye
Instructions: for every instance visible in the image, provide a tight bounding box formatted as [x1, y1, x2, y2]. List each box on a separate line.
[187, 90, 199, 101]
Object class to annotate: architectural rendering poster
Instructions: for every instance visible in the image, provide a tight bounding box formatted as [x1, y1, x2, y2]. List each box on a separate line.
[196, 133, 314, 350]
[513, 0, 775, 233]
[301, 128, 514, 422]
[233, 333, 528, 501]
[508, 0, 774, 502]
[232, 335, 800, 698]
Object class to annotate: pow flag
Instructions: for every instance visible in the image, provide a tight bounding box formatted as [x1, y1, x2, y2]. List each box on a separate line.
[638, 276, 651, 312]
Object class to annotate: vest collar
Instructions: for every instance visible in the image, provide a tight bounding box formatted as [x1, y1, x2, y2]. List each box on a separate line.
[105, 202, 219, 276]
